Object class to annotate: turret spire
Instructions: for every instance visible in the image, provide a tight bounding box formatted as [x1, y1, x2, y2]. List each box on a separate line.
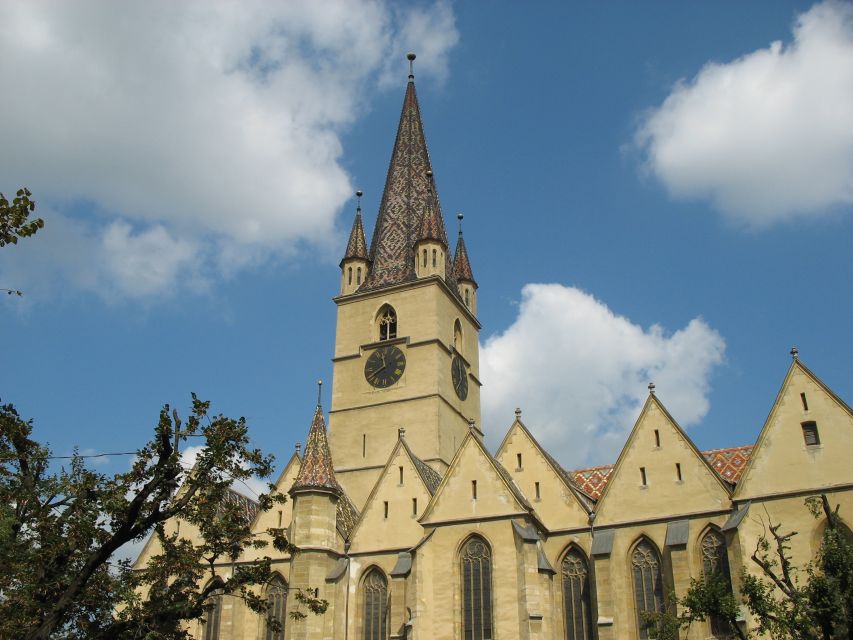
[290, 404, 342, 495]
[453, 213, 476, 285]
[416, 171, 446, 246]
[341, 190, 368, 266]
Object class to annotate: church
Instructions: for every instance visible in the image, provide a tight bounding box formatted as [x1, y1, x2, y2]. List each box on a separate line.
[134, 55, 853, 640]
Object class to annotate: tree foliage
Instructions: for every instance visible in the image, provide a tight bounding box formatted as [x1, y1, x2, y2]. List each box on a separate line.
[1, 187, 43, 296]
[0, 395, 315, 639]
[643, 496, 853, 639]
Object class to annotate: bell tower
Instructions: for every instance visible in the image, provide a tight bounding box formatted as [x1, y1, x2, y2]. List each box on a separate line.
[327, 54, 481, 509]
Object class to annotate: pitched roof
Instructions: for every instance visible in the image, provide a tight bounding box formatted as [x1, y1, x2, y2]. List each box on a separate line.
[335, 490, 359, 539]
[401, 439, 443, 494]
[341, 207, 368, 265]
[290, 406, 342, 495]
[362, 77, 455, 292]
[452, 231, 475, 284]
[572, 445, 754, 499]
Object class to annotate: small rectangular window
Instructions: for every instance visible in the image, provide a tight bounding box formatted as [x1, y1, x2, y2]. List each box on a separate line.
[383, 501, 389, 518]
[801, 392, 809, 411]
[277, 510, 282, 528]
[640, 467, 647, 486]
[362, 434, 366, 457]
[535, 481, 540, 500]
[676, 463, 682, 481]
[472, 480, 478, 500]
[412, 498, 417, 516]
[654, 429, 660, 447]
[802, 421, 820, 446]
[399, 466, 404, 485]
[517, 453, 522, 469]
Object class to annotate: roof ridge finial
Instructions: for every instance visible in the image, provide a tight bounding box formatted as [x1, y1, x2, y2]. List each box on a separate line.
[515, 407, 522, 420]
[316, 379, 323, 407]
[457, 212, 464, 237]
[355, 189, 363, 214]
[648, 382, 656, 395]
[295, 442, 301, 455]
[791, 346, 799, 360]
[407, 52, 416, 81]
[398, 426, 406, 440]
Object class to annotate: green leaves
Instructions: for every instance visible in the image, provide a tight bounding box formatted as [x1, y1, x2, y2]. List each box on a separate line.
[0, 188, 43, 248]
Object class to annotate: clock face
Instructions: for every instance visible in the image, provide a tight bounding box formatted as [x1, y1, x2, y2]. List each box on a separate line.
[451, 354, 468, 400]
[364, 345, 406, 388]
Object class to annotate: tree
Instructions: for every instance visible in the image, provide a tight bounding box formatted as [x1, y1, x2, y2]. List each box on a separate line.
[643, 496, 853, 639]
[1, 187, 43, 295]
[0, 395, 321, 639]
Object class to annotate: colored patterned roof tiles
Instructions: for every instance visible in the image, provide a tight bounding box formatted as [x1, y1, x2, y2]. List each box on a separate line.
[335, 490, 360, 540]
[452, 231, 475, 285]
[290, 405, 342, 495]
[362, 75, 456, 293]
[571, 445, 755, 499]
[415, 183, 446, 247]
[341, 206, 368, 266]
[219, 488, 260, 523]
[703, 445, 754, 484]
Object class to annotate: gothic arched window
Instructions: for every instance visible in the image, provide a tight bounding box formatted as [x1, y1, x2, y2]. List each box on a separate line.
[562, 546, 594, 640]
[362, 568, 388, 640]
[701, 529, 734, 638]
[461, 536, 493, 640]
[348, 267, 352, 285]
[454, 320, 463, 354]
[357, 267, 362, 285]
[631, 538, 664, 640]
[423, 248, 428, 268]
[432, 248, 437, 267]
[202, 583, 224, 640]
[378, 305, 397, 341]
[464, 289, 470, 308]
[265, 575, 288, 640]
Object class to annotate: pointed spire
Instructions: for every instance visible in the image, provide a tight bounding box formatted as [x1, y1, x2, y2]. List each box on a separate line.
[452, 213, 476, 284]
[363, 54, 455, 292]
[341, 190, 368, 267]
[290, 404, 342, 495]
[415, 171, 446, 246]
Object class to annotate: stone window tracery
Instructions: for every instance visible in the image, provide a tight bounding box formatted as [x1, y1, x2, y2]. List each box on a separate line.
[362, 568, 388, 640]
[461, 536, 493, 640]
[378, 305, 397, 341]
[562, 547, 594, 640]
[265, 575, 288, 640]
[202, 584, 224, 640]
[631, 539, 664, 639]
[701, 529, 734, 638]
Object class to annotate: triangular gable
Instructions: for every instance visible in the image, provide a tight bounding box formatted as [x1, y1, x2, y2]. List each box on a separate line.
[495, 417, 593, 531]
[734, 359, 853, 500]
[348, 438, 436, 553]
[594, 393, 732, 526]
[419, 430, 532, 525]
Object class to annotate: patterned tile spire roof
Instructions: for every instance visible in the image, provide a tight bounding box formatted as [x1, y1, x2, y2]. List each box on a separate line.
[341, 199, 368, 266]
[362, 68, 456, 292]
[452, 228, 475, 284]
[290, 405, 342, 495]
[415, 174, 446, 247]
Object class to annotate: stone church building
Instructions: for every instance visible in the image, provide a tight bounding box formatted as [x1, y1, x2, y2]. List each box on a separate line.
[134, 59, 853, 640]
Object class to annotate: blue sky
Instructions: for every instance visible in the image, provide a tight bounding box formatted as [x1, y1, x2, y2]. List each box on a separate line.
[1, 1, 851, 485]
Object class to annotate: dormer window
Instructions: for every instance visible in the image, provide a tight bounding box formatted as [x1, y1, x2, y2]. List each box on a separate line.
[378, 305, 397, 341]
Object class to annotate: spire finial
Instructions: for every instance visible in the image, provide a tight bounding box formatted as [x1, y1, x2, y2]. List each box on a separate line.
[407, 52, 416, 80]
[457, 212, 464, 236]
[515, 407, 522, 420]
[295, 442, 302, 455]
[316, 379, 323, 407]
[398, 427, 406, 439]
[468, 418, 476, 432]
[791, 346, 799, 360]
[648, 382, 656, 395]
[355, 190, 363, 213]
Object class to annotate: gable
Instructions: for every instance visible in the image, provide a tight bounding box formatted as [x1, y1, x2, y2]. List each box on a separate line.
[496, 421, 590, 531]
[420, 433, 529, 525]
[735, 361, 853, 500]
[594, 395, 731, 526]
[348, 442, 434, 553]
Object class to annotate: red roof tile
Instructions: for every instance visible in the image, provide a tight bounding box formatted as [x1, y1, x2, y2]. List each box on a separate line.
[290, 406, 341, 495]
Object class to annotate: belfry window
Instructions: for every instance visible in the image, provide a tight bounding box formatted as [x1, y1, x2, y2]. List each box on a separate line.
[631, 539, 664, 639]
[378, 305, 397, 341]
[432, 248, 437, 267]
[464, 288, 470, 307]
[701, 529, 734, 638]
[461, 536, 493, 640]
[562, 547, 594, 640]
[357, 267, 362, 285]
[362, 568, 388, 640]
[265, 575, 288, 640]
[348, 267, 352, 285]
[423, 249, 428, 268]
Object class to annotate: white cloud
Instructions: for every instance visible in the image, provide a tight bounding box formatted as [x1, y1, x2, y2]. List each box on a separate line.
[0, 0, 459, 299]
[481, 284, 725, 468]
[635, 1, 853, 226]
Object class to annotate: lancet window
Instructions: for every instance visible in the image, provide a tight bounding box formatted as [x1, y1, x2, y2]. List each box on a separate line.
[631, 539, 664, 639]
[265, 575, 288, 640]
[461, 536, 493, 640]
[701, 529, 734, 638]
[378, 305, 397, 341]
[362, 568, 388, 640]
[202, 584, 224, 640]
[562, 547, 594, 640]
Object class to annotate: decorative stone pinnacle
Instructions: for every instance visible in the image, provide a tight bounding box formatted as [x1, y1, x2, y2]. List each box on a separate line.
[648, 382, 656, 395]
[791, 346, 799, 360]
[398, 427, 406, 439]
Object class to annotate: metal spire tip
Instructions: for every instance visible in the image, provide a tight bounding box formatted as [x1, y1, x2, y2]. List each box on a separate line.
[316, 379, 323, 406]
[407, 52, 416, 79]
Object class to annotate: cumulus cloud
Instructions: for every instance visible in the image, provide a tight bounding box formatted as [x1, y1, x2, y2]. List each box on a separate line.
[481, 284, 725, 468]
[635, 1, 853, 226]
[0, 0, 458, 299]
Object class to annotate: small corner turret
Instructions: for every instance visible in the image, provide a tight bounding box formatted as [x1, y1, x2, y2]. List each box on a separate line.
[453, 213, 477, 314]
[340, 190, 370, 295]
[414, 170, 447, 280]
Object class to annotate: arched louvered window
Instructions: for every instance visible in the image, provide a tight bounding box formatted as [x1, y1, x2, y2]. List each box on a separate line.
[701, 529, 734, 638]
[562, 547, 594, 640]
[461, 536, 493, 640]
[632, 539, 664, 640]
[378, 305, 397, 341]
[202, 584, 224, 640]
[265, 575, 288, 640]
[362, 568, 388, 640]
